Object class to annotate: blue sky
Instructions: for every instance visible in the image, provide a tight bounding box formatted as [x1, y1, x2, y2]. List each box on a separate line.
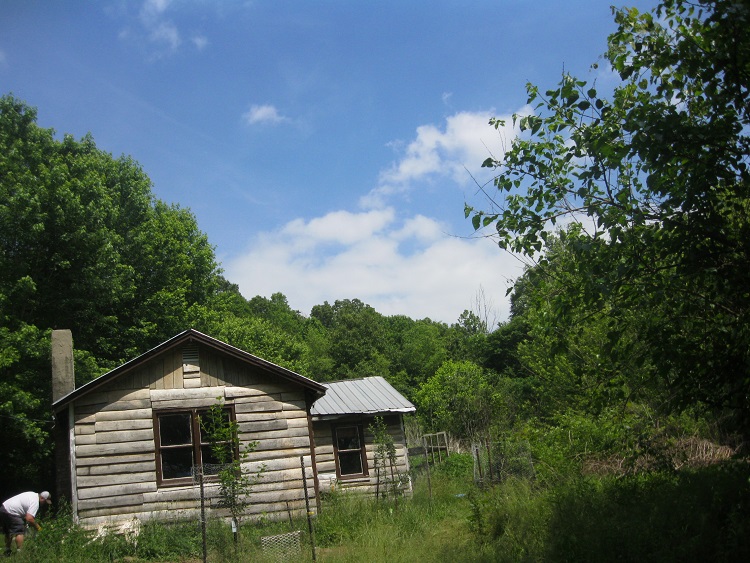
[1, 0, 656, 324]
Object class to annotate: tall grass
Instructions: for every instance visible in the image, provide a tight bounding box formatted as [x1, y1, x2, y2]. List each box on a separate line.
[314, 454, 487, 562]
[15, 456, 480, 562]
[469, 460, 750, 562]
[14, 455, 749, 562]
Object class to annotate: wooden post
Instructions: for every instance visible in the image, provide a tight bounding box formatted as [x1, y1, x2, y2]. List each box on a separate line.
[198, 466, 207, 563]
[486, 441, 494, 483]
[389, 456, 397, 508]
[473, 443, 484, 484]
[300, 456, 317, 562]
[375, 454, 381, 501]
[422, 436, 433, 504]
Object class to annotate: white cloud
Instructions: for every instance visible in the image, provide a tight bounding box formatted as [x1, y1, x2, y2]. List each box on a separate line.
[225, 208, 522, 324]
[227, 106, 530, 324]
[242, 104, 289, 125]
[117, 0, 206, 58]
[150, 21, 181, 51]
[191, 35, 208, 51]
[140, 0, 171, 24]
[361, 109, 524, 210]
[380, 111, 496, 185]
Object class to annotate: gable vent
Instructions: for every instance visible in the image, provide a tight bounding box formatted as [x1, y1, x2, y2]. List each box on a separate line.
[182, 345, 200, 374]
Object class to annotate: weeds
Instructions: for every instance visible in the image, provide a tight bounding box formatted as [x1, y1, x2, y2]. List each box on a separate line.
[12, 455, 750, 562]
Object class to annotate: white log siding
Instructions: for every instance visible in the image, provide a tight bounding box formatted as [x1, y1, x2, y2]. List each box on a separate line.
[312, 415, 412, 496]
[67, 341, 320, 528]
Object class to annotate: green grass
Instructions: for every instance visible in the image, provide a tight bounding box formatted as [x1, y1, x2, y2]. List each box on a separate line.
[468, 460, 750, 563]
[15, 455, 750, 562]
[314, 463, 480, 562]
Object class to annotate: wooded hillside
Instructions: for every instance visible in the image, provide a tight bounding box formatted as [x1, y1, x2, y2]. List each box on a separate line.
[2, 0, 747, 516]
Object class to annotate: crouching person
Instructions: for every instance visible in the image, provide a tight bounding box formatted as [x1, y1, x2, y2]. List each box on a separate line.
[0, 491, 51, 556]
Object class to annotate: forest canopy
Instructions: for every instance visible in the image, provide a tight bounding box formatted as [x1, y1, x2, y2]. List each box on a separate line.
[467, 0, 750, 438]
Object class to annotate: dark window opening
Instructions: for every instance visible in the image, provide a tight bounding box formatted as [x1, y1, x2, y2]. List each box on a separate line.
[154, 407, 235, 486]
[334, 424, 367, 478]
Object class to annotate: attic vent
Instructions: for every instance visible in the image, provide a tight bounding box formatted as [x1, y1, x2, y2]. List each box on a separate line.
[182, 345, 200, 374]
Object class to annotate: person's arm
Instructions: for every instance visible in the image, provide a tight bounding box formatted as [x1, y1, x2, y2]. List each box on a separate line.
[24, 513, 41, 531]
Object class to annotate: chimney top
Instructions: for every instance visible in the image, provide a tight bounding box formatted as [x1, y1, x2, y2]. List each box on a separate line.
[51, 329, 74, 403]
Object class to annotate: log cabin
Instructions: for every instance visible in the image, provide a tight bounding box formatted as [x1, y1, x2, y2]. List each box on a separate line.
[51, 328, 415, 529]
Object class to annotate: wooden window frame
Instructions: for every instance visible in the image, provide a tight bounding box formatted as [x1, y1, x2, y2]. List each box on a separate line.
[153, 405, 236, 487]
[332, 423, 368, 480]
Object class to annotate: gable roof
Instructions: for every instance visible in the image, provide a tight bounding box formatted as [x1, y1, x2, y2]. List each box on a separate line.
[52, 329, 326, 412]
[310, 376, 415, 419]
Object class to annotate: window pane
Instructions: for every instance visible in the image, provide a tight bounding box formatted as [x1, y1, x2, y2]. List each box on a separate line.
[338, 451, 363, 475]
[198, 408, 230, 427]
[159, 413, 192, 446]
[336, 426, 360, 450]
[161, 447, 194, 480]
[201, 444, 232, 473]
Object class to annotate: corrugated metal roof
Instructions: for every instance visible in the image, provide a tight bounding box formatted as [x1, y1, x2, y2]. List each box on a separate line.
[310, 376, 415, 418]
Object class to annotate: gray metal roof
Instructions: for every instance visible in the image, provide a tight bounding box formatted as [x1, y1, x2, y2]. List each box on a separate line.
[310, 376, 415, 418]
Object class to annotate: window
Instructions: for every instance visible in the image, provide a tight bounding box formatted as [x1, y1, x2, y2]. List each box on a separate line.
[154, 407, 235, 486]
[333, 424, 367, 478]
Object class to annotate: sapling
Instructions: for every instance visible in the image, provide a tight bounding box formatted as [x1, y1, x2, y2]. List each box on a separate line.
[200, 398, 264, 542]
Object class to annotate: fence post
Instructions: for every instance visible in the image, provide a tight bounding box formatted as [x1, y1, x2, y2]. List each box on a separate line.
[422, 436, 433, 504]
[198, 466, 207, 563]
[300, 456, 317, 562]
[472, 443, 484, 484]
[486, 441, 494, 483]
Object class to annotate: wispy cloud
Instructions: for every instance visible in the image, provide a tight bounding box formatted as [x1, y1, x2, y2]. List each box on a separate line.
[242, 104, 289, 125]
[117, 0, 208, 58]
[191, 35, 208, 51]
[149, 21, 181, 52]
[225, 208, 521, 323]
[361, 109, 523, 209]
[227, 106, 528, 323]
[140, 0, 170, 22]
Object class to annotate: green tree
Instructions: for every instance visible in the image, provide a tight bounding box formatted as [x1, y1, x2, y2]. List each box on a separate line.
[415, 360, 496, 443]
[310, 299, 391, 379]
[388, 318, 448, 398]
[466, 0, 750, 436]
[0, 94, 221, 366]
[247, 292, 306, 336]
[0, 324, 52, 498]
[188, 305, 310, 374]
[481, 317, 528, 378]
[0, 94, 223, 492]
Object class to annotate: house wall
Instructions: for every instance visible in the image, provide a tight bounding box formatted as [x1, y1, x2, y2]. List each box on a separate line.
[312, 415, 412, 496]
[70, 344, 316, 529]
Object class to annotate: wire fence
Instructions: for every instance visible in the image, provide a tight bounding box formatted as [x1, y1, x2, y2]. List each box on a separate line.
[260, 530, 303, 562]
[190, 459, 317, 562]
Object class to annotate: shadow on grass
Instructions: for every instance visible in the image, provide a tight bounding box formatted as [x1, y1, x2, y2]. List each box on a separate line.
[475, 460, 750, 563]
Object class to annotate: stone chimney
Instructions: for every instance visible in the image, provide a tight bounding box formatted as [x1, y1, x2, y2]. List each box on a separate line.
[51, 329, 74, 507]
[51, 329, 74, 402]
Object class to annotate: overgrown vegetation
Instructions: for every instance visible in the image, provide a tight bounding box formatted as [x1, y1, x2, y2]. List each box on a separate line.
[1, 0, 748, 557]
[199, 399, 263, 537]
[14, 454, 748, 562]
